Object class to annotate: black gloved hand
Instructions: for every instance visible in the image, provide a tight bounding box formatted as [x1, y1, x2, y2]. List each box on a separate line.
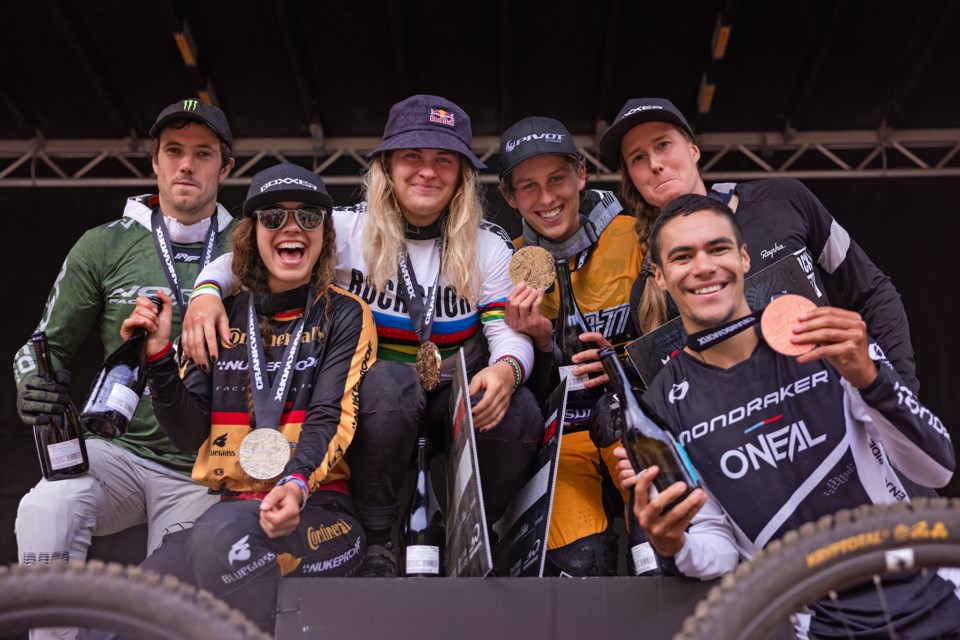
[588, 390, 623, 449]
[16, 369, 72, 426]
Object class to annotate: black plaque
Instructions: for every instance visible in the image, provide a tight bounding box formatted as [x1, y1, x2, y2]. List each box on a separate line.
[626, 249, 822, 386]
[445, 349, 493, 577]
[493, 381, 567, 577]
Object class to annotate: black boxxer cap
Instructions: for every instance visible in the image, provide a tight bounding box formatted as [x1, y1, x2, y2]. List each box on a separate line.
[598, 98, 693, 166]
[243, 163, 334, 216]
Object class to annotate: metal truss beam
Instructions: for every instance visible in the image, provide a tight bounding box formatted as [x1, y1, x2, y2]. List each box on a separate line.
[2, 128, 960, 187]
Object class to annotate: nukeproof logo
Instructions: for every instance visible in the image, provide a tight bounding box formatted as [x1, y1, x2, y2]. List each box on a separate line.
[504, 132, 567, 153]
[182, 99, 199, 111]
[429, 109, 455, 127]
[260, 177, 318, 193]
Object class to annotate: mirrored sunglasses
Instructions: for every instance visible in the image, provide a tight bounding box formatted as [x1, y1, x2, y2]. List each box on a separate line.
[255, 205, 327, 231]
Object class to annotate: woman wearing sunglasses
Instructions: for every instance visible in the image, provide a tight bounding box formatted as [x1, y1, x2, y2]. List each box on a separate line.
[181, 95, 542, 577]
[118, 162, 377, 632]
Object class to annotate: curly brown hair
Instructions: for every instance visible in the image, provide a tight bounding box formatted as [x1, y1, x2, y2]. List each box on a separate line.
[229, 212, 337, 298]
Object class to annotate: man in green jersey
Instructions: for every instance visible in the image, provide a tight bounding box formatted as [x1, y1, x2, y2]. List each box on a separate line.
[13, 100, 236, 640]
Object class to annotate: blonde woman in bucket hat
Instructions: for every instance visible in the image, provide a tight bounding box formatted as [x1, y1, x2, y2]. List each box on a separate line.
[181, 95, 543, 577]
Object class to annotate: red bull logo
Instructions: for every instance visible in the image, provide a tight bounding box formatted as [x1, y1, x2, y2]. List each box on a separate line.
[429, 108, 455, 126]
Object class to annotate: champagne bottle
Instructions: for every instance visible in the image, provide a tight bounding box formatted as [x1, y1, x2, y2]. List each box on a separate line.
[401, 434, 445, 577]
[80, 296, 162, 438]
[599, 347, 699, 514]
[553, 257, 601, 423]
[627, 490, 661, 576]
[30, 332, 89, 480]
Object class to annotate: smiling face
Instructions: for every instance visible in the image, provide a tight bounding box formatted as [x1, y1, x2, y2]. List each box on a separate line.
[256, 201, 324, 292]
[152, 121, 233, 223]
[388, 148, 462, 226]
[652, 209, 752, 333]
[620, 121, 705, 210]
[501, 154, 586, 243]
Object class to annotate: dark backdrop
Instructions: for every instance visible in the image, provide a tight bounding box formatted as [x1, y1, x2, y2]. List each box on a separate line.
[2, 177, 958, 564]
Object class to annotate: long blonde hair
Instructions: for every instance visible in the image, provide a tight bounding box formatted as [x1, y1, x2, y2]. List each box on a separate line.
[619, 126, 700, 334]
[361, 152, 482, 306]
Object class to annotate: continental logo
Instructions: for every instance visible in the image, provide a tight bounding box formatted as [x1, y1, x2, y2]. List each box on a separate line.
[226, 325, 324, 347]
[805, 520, 949, 568]
[307, 518, 353, 550]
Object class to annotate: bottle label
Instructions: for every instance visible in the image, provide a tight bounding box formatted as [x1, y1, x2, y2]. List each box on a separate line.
[47, 438, 83, 470]
[558, 365, 588, 391]
[106, 383, 140, 420]
[630, 541, 659, 576]
[405, 545, 440, 575]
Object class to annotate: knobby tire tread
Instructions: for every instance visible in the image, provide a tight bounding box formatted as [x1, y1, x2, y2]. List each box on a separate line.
[0, 560, 271, 640]
[674, 498, 960, 640]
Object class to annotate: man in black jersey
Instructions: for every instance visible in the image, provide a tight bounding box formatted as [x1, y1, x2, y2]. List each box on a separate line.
[615, 194, 959, 638]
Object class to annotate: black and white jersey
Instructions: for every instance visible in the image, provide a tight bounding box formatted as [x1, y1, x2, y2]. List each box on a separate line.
[642, 342, 958, 637]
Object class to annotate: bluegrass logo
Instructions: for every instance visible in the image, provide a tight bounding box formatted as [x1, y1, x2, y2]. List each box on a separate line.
[213, 434, 228, 447]
[182, 99, 199, 111]
[429, 108, 455, 127]
[227, 535, 251, 565]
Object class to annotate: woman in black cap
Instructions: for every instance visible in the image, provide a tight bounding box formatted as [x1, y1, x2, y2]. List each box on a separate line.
[118, 162, 377, 632]
[182, 95, 543, 577]
[597, 97, 919, 393]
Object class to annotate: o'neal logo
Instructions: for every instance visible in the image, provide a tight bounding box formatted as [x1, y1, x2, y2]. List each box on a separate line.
[719, 419, 826, 479]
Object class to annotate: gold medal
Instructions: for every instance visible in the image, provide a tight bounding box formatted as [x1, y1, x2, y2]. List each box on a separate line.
[509, 246, 556, 290]
[416, 341, 442, 391]
[238, 428, 291, 480]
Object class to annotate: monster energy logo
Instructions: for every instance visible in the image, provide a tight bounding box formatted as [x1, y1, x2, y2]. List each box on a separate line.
[182, 99, 199, 111]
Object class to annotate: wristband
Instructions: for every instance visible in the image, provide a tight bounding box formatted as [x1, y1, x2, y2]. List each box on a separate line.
[276, 474, 309, 510]
[147, 341, 174, 363]
[495, 356, 523, 389]
[191, 281, 223, 300]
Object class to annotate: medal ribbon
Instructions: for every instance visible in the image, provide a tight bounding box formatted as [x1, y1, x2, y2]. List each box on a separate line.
[151, 208, 219, 323]
[395, 240, 442, 344]
[685, 311, 760, 352]
[246, 286, 315, 429]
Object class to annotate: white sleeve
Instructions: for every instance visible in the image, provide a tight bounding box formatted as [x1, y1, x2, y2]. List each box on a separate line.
[192, 252, 237, 299]
[477, 225, 533, 381]
[673, 496, 742, 580]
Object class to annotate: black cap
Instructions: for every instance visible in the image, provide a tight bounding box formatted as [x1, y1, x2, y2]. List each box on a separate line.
[149, 99, 234, 148]
[498, 116, 579, 178]
[243, 163, 334, 216]
[598, 98, 694, 165]
[366, 94, 485, 169]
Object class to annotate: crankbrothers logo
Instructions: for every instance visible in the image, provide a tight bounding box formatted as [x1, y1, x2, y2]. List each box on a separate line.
[429, 108, 455, 127]
[504, 132, 567, 153]
[182, 99, 199, 111]
[260, 177, 318, 193]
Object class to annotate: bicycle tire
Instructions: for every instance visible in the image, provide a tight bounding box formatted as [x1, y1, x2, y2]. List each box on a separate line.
[675, 497, 960, 640]
[0, 560, 271, 640]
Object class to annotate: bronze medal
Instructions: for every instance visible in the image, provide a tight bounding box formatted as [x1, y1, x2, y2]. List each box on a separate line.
[761, 294, 817, 356]
[238, 428, 291, 480]
[416, 341, 442, 391]
[509, 246, 556, 290]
